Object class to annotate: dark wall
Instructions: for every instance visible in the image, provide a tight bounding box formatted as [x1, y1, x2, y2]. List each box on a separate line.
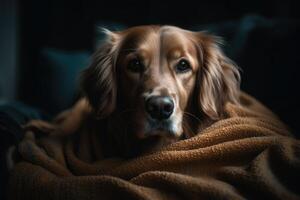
[0, 0, 17, 100]
[17, 0, 299, 52]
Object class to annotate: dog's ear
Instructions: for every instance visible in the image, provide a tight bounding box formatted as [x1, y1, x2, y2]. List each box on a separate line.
[81, 29, 121, 118]
[194, 32, 241, 120]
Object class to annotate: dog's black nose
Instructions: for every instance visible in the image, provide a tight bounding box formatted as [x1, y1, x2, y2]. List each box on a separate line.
[145, 96, 174, 120]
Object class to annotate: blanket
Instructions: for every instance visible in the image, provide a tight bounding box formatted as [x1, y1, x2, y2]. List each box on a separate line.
[8, 93, 300, 200]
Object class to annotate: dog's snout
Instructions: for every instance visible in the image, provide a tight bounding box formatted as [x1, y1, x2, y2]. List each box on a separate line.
[145, 96, 174, 120]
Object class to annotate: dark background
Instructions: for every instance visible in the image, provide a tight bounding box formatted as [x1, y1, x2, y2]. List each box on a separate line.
[0, 0, 300, 134]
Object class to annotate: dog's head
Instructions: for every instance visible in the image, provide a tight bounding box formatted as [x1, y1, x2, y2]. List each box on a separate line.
[81, 25, 240, 142]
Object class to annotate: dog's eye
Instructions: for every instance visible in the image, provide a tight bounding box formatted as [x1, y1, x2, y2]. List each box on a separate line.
[175, 59, 191, 73]
[127, 58, 144, 73]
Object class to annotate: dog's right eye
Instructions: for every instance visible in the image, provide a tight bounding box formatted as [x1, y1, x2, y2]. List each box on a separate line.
[127, 59, 144, 73]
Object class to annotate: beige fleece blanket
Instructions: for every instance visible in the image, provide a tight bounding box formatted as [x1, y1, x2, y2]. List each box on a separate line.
[8, 93, 300, 200]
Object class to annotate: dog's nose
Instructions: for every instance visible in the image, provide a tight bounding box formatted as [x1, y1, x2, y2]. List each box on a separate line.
[145, 96, 174, 120]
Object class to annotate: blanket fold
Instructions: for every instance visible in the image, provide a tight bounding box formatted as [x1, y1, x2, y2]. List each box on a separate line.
[8, 93, 300, 200]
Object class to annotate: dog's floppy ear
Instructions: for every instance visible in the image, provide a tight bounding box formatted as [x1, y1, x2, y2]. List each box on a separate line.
[194, 32, 241, 120]
[81, 29, 121, 118]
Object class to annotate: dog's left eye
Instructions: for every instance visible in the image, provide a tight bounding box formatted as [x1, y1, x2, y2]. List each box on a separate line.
[175, 59, 191, 73]
[127, 58, 144, 73]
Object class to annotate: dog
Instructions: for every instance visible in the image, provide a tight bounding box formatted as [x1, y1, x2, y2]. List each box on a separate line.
[16, 25, 241, 159]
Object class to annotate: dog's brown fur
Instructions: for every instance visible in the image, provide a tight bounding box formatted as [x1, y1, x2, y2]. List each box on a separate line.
[25, 25, 241, 158]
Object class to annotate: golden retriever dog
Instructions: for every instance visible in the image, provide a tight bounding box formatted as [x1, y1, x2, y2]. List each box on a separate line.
[23, 25, 241, 158]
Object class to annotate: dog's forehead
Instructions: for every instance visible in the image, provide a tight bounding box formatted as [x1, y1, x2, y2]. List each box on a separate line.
[120, 26, 195, 55]
[160, 27, 197, 58]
